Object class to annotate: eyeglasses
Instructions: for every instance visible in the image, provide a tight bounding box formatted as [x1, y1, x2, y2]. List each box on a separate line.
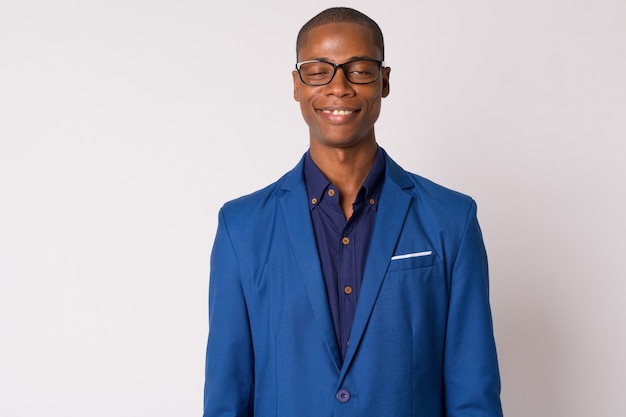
[295, 58, 385, 86]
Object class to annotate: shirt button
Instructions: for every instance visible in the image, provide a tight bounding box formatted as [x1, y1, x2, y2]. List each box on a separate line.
[344, 286, 353, 295]
[328, 189, 335, 197]
[336, 389, 351, 403]
[342, 237, 350, 245]
[369, 198, 376, 205]
[311, 198, 318, 205]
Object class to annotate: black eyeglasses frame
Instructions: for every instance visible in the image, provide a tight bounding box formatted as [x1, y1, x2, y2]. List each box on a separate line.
[295, 58, 385, 86]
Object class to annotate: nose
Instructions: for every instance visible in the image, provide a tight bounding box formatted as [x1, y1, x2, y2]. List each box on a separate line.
[324, 66, 355, 96]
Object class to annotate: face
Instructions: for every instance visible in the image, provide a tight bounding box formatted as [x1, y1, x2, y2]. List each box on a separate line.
[293, 22, 390, 151]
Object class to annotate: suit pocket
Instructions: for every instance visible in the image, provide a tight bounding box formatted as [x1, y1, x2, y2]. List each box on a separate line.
[387, 250, 437, 272]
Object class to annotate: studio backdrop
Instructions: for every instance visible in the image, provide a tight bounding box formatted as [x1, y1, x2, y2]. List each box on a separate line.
[1, 1, 624, 416]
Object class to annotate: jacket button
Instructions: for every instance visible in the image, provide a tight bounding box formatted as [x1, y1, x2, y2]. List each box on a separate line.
[336, 389, 351, 403]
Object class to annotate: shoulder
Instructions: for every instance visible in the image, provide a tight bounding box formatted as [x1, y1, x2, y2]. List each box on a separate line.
[383, 150, 476, 214]
[218, 157, 304, 226]
[409, 171, 475, 210]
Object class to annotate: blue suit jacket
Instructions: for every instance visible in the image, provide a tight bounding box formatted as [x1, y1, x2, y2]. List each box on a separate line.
[204, 150, 503, 417]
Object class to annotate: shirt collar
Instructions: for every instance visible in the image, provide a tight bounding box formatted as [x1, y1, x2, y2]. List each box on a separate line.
[303, 146, 386, 211]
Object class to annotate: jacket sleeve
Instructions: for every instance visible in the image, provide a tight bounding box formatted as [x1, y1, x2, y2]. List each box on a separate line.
[203, 209, 254, 417]
[444, 201, 503, 417]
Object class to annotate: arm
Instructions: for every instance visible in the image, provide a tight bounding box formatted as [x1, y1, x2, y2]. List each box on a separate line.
[444, 202, 503, 417]
[203, 209, 254, 417]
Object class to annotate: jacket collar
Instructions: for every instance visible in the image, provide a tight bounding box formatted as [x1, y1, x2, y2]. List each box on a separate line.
[281, 147, 414, 192]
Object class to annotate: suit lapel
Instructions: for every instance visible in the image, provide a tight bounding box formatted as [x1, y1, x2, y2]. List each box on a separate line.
[339, 154, 414, 379]
[278, 163, 342, 371]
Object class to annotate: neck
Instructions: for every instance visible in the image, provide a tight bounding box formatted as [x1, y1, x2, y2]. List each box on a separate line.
[309, 140, 378, 219]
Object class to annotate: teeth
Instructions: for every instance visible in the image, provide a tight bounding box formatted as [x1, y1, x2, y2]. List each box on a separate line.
[324, 109, 353, 115]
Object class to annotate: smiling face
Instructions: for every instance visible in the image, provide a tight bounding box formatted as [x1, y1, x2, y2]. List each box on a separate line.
[293, 22, 390, 152]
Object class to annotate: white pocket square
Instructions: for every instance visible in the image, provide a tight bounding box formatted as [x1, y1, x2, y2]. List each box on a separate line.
[391, 250, 433, 261]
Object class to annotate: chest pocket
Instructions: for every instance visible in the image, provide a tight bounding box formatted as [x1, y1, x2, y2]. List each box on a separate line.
[387, 250, 437, 272]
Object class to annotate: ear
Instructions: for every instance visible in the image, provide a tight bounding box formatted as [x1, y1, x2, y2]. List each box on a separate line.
[292, 70, 301, 102]
[381, 66, 391, 98]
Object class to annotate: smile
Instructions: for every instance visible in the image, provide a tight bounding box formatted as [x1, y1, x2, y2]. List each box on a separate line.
[321, 109, 355, 115]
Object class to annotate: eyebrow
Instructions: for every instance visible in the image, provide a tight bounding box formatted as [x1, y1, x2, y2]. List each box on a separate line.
[300, 55, 379, 63]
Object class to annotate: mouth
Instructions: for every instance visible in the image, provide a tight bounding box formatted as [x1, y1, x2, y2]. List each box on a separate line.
[321, 109, 355, 116]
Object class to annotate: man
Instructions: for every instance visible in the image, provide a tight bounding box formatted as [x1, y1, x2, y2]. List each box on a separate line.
[204, 7, 503, 417]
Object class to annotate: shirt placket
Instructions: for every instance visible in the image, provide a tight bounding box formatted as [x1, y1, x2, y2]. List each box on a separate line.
[338, 221, 356, 357]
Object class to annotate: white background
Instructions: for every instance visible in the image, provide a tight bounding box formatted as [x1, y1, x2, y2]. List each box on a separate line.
[1, 1, 624, 416]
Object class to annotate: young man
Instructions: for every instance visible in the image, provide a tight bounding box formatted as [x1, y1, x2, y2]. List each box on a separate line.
[203, 7, 503, 417]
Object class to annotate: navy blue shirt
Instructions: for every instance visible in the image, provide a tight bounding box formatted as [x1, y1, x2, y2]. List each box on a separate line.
[304, 148, 385, 360]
